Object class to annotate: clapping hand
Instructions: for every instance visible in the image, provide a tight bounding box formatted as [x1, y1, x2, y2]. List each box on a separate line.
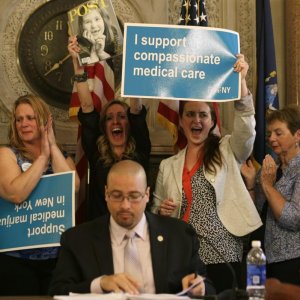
[40, 120, 50, 168]
[241, 159, 256, 190]
[261, 154, 277, 188]
[46, 114, 57, 147]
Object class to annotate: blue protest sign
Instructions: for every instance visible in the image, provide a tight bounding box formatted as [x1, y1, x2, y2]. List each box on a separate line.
[121, 23, 240, 101]
[0, 171, 75, 252]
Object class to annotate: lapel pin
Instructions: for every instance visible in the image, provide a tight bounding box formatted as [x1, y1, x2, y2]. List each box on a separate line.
[157, 235, 164, 242]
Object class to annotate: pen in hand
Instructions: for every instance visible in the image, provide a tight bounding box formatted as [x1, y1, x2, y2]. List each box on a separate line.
[177, 275, 205, 296]
[190, 271, 198, 287]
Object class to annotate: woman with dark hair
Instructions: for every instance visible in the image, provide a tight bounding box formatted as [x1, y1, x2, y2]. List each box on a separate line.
[0, 94, 79, 295]
[242, 105, 300, 285]
[152, 54, 262, 293]
[68, 37, 151, 220]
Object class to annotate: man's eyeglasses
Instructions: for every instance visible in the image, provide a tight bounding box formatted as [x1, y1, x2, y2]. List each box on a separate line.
[107, 191, 146, 203]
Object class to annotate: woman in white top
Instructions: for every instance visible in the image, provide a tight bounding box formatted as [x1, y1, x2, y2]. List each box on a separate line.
[152, 54, 262, 293]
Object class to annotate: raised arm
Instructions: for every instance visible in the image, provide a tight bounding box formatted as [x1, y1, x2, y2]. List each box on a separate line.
[68, 36, 94, 113]
[129, 98, 143, 115]
[128, 98, 151, 170]
[229, 54, 256, 163]
[234, 53, 249, 98]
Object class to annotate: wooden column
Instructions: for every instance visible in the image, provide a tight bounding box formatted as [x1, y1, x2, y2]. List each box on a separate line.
[285, 0, 300, 105]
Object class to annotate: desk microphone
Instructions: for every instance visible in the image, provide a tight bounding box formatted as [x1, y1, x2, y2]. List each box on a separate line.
[185, 227, 249, 300]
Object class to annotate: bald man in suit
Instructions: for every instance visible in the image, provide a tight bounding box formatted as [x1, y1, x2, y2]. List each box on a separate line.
[49, 160, 215, 297]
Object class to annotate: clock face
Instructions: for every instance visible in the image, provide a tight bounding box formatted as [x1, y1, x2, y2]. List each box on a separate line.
[17, 0, 84, 109]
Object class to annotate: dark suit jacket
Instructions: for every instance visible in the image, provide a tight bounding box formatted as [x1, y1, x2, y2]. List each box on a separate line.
[48, 212, 215, 295]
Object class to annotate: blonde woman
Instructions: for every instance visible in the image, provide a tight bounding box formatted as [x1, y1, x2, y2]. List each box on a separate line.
[68, 37, 151, 220]
[0, 94, 79, 295]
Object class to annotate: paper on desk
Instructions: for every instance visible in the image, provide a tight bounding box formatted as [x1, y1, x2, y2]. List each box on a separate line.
[128, 294, 190, 299]
[54, 293, 190, 300]
[54, 293, 126, 300]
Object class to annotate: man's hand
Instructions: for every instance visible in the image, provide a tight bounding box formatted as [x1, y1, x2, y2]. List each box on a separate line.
[265, 278, 300, 300]
[181, 274, 205, 297]
[100, 273, 141, 295]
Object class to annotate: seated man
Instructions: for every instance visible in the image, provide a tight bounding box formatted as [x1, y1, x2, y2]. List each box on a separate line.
[49, 160, 215, 297]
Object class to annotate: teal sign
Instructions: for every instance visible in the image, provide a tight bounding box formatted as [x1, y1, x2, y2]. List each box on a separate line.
[121, 23, 240, 101]
[0, 172, 75, 252]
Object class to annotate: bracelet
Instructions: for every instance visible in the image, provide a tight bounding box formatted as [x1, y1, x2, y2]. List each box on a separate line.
[72, 71, 88, 83]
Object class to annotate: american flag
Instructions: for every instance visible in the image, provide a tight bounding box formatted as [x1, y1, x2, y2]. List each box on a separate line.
[157, 0, 221, 150]
[179, 0, 208, 26]
[70, 61, 115, 224]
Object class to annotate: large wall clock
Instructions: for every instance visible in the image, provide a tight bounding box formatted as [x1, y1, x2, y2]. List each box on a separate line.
[18, 0, 86, 109]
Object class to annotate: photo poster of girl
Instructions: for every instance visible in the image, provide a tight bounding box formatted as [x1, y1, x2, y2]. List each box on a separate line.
[68, 0, 123, 66]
